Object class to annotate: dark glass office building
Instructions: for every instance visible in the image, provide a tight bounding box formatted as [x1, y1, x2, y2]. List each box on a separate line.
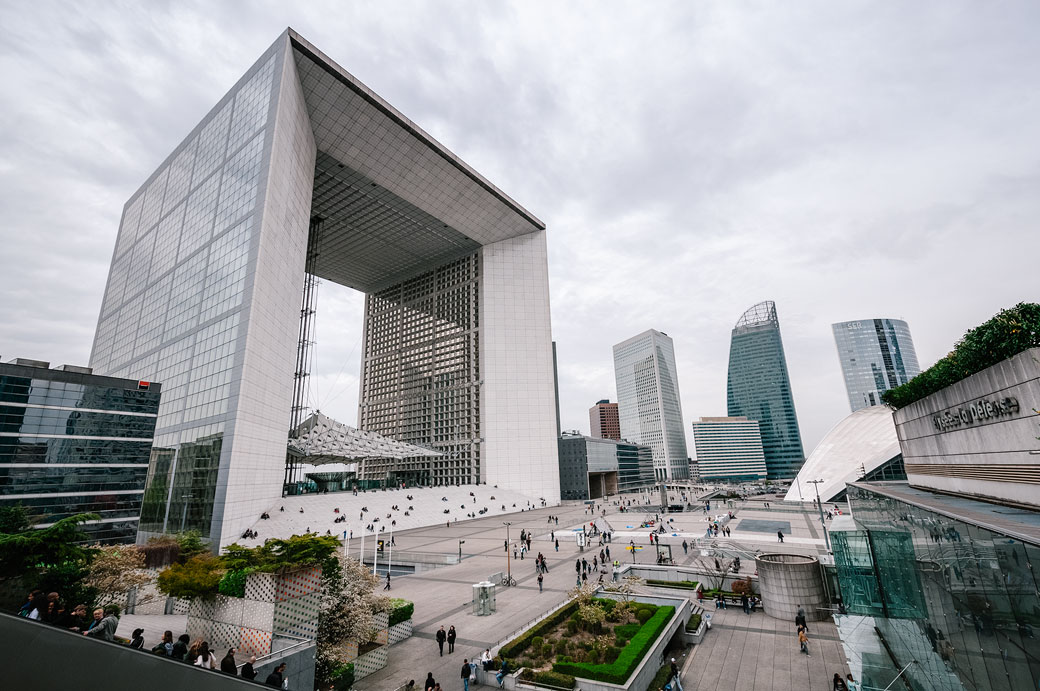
[0, 359, 160, 543]
[726, 301, 805, 479]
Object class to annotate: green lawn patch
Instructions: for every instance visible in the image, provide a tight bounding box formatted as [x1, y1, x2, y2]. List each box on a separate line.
[646, 579, 699, 590]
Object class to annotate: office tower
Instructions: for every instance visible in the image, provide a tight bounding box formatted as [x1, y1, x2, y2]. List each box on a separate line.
[691, 417, 767, 482]
[589, 400, 620, 440]
[726, 301, 804, 479]
[612, 329, 689, 480]
[0, 358, 161, 543]
[557, 432, 654, 499]
[89, 29, 559, 546]
[832, 318, 921, 412]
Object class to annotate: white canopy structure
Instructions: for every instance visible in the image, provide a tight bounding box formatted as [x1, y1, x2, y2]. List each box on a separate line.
[288, 412, 442, 465]
[785, 405, 902, 503]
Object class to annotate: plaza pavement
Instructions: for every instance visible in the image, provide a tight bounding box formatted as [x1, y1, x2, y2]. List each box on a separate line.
[354, 493, 842, 690]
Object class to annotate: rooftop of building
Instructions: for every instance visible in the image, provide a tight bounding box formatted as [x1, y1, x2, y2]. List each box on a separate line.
[734, 300, 778, 331]
[696, 416, 752, 423]
[850, 481, 1040, 546]
[0, 358, 161, 392]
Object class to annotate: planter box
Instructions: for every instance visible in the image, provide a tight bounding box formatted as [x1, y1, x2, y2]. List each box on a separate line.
[388, 618, 413, 645]
[682, 621, 707, 646]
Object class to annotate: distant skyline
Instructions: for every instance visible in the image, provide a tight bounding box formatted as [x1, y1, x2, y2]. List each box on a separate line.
[2, 2, 1039, 457]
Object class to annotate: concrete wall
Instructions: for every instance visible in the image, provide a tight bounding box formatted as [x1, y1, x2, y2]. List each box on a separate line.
[755, 553, 828, 622]
[894, 347, 1040, 507]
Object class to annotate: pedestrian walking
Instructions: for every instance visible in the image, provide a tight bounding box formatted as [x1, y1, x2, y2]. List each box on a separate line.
[575, 559, 580, 573]
[537, 572, 543, 592]
[462, 659, 474, 691]
[777, 530, 785, 543]
[795, 604, 808, 632]
[384, 573, 391, 590]
[447, 625, 457, 654]
[682, 540, 688, 555]
[832, 673, 848, 691]
[798, 626, 810, 655]
[425, 672, 437, 691]
[605, 545, 610, 560]
[670, 657, 684, 691]
[845, 673, 860, 691]
[741, 593, 750, 615]
[436, 625, 447, 656]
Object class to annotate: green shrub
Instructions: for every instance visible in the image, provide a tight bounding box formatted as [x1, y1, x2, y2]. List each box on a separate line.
[649, 662, 673, 690]
[686, 613, 702, 631]
[499, 601, 579, 659]
[555, 639, 569, 654]
[882, 303, 1040, 408]
[218, 568, 250, 598]
[519, 669, 576, 689]
[646, 579, 700, 590]
[157, 555, 223, 600]
[388, 599, 414, 626]
[635, 608, 653, 624]
[614, 623, 639, 644]
[330, 663, 354, 691]
[553, 606, 674, 685]
[566, 620, 578, 635]
[531, 636, 544, 650]
[600, 599, 616, 613]
[541, 643, 554, 658]
[604, 646, 622, 663]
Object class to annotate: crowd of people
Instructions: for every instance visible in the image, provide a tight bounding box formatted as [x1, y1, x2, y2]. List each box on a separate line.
[16, 589, 290, 686]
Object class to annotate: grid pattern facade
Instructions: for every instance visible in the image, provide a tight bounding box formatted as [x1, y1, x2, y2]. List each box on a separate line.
[0, 362, 161, 543]
[359, 254, 480, 487]
[589, 400, 620, 440]
[691, 416, 767, 482]
[613, 330, 689, 480]
[833, 318, 920, 412]
[726, 302, 805, 480]
[89, 30, 558, 545]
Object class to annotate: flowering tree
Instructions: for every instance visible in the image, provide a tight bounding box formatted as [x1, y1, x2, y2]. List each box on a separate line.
[84, 544, 153, 607]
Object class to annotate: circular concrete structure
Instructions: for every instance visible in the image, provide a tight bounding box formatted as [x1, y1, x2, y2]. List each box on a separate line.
[755, 553, 828, 622]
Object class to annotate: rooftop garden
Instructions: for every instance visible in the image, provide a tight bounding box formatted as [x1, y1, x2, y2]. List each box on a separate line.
[500, 583, 674, 688]
[882, 302, 1040, 409]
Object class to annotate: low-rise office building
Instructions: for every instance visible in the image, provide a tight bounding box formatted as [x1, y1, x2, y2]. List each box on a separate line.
[0, 358, 161, 543]
[558, 432, 654, 500]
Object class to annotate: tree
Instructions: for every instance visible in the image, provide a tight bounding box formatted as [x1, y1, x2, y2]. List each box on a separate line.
[156, 555, 223, 600]
[0, 513, 98, 580]
[315, 555, 390, 688]
[698, 555, 734, 592]
[0, 505, 31, 534]
[84, 544, 153, 607]
[602, 574, 644, 602]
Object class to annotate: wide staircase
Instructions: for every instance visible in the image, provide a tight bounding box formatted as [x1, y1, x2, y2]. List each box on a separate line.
[239, 484, 547, 545]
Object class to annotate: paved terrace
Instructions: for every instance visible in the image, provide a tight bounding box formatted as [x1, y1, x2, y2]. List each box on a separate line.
[356, 495, 844, 690]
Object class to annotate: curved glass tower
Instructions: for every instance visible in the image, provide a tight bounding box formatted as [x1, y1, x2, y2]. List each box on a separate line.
[726, 301, 804, 480]
[832, 319, 920, 412]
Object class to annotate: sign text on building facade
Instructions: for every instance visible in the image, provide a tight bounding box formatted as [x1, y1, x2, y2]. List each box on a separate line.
[932, 396, 1020, 432]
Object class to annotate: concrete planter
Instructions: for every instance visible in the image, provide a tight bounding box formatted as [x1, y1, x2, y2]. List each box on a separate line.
[388, 618, 413, 646]
[682, 620, 707, 646]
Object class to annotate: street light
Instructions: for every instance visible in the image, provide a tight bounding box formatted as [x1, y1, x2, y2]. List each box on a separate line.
[459, 540, 466, 562]
[503, 522, 512, 580]
[807, 479, 831, 551]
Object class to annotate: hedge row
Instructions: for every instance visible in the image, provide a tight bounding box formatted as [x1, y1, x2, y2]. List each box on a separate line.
[882, 302, 1040, 409]
[686, 613, 702, 631]
[646, 579, 699, 590]
[518, 669, 576, 689]
[499, 601, 580, 659]
[388, 599, 414, 627]
[552, 606, 674, 684]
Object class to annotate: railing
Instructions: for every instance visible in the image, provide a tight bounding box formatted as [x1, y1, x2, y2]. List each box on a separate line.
[253, 632, 311, 666]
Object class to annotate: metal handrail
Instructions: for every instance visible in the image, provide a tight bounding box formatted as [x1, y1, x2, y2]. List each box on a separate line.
[251, 632, 312, 666]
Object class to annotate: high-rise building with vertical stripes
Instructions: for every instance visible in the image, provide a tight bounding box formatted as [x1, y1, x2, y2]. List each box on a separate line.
[691, 416, 767, 482]
[726, 301, 804, 480]
[832, 318, 920, 412]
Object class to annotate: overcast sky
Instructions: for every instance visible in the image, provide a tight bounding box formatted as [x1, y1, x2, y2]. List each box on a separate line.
[2, 1, 1039, 456]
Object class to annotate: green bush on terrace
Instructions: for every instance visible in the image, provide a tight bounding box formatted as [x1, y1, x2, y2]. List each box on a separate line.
[881, 302, 1040, 409]
[388, 599, 414, 626]
[552, 606, 674, 685]
[499, 601, 579, 659]
[646, 579, 699, 590]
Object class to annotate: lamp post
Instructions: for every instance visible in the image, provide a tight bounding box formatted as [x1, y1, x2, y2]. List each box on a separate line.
[807, 479, 831, 551]
[459, 540, 465, 563]
[503, 522, 512, 580]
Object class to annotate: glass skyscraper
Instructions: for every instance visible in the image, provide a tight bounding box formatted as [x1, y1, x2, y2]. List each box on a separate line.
[612, 329, 689, 481]
[832, 318, 920, 412]
[0, 359, 161, 543]
[726, 301, 804, 480]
